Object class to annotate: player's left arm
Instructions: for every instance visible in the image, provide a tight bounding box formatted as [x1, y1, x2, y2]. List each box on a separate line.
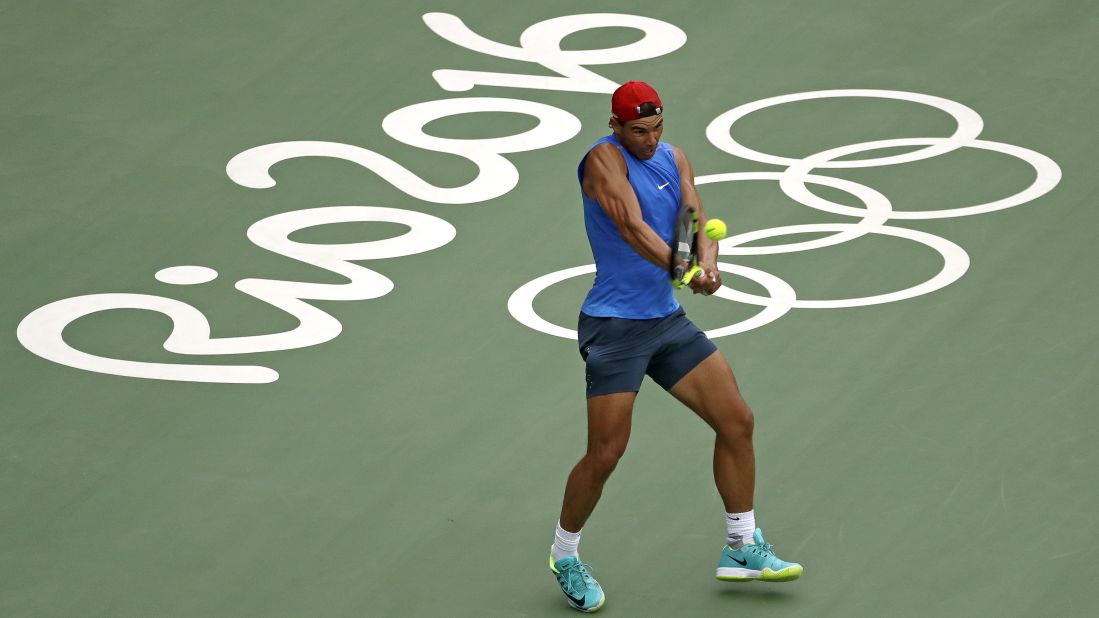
[673, 146, 721, 295]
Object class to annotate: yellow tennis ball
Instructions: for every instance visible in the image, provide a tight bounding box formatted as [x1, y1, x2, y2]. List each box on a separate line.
[704, 218, 727, 241]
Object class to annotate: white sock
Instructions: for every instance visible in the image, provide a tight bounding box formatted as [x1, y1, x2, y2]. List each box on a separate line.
[726, 510, 756, 547]
[552, 521, 581, 560]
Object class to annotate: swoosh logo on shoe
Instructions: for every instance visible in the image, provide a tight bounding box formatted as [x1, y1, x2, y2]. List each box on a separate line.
[729, 556, 748, 566]
[563, 591, 586, 607]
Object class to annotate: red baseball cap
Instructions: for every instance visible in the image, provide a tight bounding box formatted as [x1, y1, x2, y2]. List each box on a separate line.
[611, 81, 663, 122]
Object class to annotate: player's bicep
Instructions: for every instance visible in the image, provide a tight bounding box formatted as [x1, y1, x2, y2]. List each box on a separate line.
[673, 146, 704, 216]
[582, 146, 644, 231]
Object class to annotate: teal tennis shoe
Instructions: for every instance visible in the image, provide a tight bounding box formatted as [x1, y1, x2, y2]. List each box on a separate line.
[549, 548, 606, 612]
[716, 528, 803, 582]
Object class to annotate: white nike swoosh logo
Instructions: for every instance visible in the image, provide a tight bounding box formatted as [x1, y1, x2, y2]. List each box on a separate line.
[657, 182, 670, 190]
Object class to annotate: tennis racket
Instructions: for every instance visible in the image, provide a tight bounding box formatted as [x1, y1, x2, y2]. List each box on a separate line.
[669, 204, 703, 288]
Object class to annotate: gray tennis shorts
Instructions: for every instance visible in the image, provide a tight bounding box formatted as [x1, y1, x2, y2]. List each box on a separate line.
[577, 307, 718, 398]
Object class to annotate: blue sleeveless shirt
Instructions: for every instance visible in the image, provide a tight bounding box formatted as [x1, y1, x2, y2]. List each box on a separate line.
[578, 134, 681, 318]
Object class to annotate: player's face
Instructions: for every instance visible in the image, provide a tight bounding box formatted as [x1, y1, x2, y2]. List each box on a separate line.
[613, 115, 664, 160]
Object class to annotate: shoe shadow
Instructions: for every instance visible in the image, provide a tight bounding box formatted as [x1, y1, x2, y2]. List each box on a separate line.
[714, 585, 800, 603]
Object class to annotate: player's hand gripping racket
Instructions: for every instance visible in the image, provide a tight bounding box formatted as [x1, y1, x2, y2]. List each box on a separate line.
[669, 204, 703, 288]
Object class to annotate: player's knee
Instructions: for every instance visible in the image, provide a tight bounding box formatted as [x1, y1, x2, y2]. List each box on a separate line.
[587, 444, 626, 479]
[719, 405, 754, 442]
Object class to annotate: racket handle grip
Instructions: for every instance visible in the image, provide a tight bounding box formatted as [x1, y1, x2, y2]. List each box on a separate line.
[673, 264, 702, 289]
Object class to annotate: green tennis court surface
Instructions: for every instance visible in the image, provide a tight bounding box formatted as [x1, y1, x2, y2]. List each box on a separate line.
[3, 1, 1098, 615]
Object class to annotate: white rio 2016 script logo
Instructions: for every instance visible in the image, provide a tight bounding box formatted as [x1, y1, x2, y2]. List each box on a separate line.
[17, 14, 1061, 383]
[16, 13, 686, 383]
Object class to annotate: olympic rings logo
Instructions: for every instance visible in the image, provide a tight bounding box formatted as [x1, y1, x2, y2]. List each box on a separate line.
[507, 89, 1062, 339]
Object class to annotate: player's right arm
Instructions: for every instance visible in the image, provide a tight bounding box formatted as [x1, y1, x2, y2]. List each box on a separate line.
[581, 143, 672, 269]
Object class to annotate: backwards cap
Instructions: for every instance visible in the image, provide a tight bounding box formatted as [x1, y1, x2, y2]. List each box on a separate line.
[611, 81, 663, 122]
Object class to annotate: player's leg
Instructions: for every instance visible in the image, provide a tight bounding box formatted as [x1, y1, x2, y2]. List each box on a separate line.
[648, 311, 802, 582]
[667, 352, 803, 582]
[559, 313, 649, 536]
[549, 393, 632, 613]
[666, 351, 754, 513]
[550, 312, 650, 612]
[646, 311, 754, 513]
[559, 392, 636, 532]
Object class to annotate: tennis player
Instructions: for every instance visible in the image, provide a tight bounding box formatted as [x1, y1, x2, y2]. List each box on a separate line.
[548, 81, 803, 613]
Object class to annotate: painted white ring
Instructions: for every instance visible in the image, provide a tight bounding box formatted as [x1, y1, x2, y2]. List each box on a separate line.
[704, 262, 797, 338]
[718, 223, 971, 309]
[507, 265, 594, 340]
[506, 263, 796, 340]
[781, 138, 1063, 220]
[696, 172, 893, 255]
[705, 89, 984, 168]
